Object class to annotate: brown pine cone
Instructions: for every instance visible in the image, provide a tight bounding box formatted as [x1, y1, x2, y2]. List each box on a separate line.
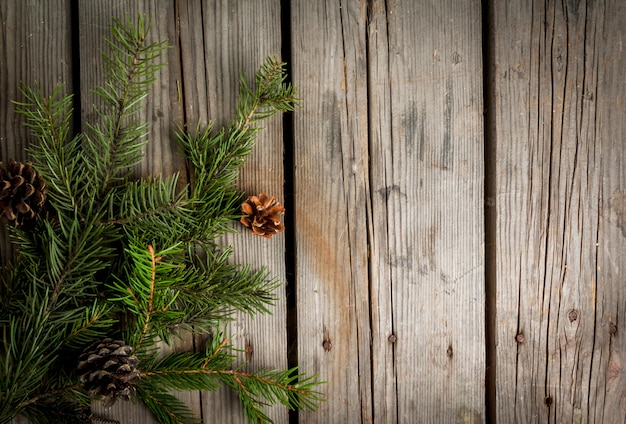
[0, 160, 47, 226]
[240, 193, 285, 239]
[77, 338, 140, 406]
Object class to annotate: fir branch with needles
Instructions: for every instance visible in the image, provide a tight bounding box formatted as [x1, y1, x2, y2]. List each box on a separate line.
[0, 13, 322, 424]
[136, 331, 323, 424]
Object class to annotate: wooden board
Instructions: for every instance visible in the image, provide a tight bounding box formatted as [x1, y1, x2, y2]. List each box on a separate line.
[177, 0, 289, 422]
[178, 0, 291, 423]
[492, 1, 626, 422]
[0, 2, 72, 423]
[77, 1, 191, 422]
[368, 0, 486, 422]
[5, 1, 626, 424]
[290, 0, 372, 422]
[0, 0, 73, 268]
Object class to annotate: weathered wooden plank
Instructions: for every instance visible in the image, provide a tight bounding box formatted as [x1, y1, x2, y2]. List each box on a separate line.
[77, 1, 190, 422]
[177, 1, 289, 423]
[367, 2, 397, 422]
[0, 2, 73, 423]
[368, 1, 485, 422]
[0, 0, 73, 161]
[77, 0, 185, 179]
[291, 1, 372, 422]
[492, 1, 626, 422]
[0, 0, 73, 268]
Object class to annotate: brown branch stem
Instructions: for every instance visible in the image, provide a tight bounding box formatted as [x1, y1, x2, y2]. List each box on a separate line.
[133, 244, 160, 351]
[140, 368, 309, 396]
[19, 383, 82, 408]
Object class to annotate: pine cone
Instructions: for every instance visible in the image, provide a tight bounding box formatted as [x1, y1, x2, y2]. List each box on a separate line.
[77, 338, 140, 406]
[240, 193, 285, 239]
[0, 160, 47, 226]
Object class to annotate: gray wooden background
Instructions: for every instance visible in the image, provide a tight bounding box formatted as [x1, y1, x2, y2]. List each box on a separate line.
[1, 1, 624, 423]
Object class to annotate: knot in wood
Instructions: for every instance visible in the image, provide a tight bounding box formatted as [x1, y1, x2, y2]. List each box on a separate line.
[544, 395, 553, 408]
[609, 324, 618, 336]
[568, 309, 579, 322]
[322, 340, 332, 351]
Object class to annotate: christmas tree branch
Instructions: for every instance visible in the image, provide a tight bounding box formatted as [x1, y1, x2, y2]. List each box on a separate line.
[47, 222, 90, 311]
[138, 335, 324, 423]
[108, 242, 184, 350]
[0, 292, 66, 421]
[62, 302, 116, 349]
[133, 244, 167, 351]
[102, 175, 198, 249]
[18, 383, 82, 408]
[239, 56, 297, 129]
[2, 15, 322, 424]
[135, 387, 199, 424]
[177, 56, 299, 206]
[16, 85, 87, 214]
[103, 175, 188, 226]
[140, 368, 321, 402]
[43, 212, 117, 312]
[85, 14, 168, 195]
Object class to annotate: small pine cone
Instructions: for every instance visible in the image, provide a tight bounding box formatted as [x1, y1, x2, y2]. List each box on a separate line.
[77, 338, 140, 407]
[0, 160, 47, 226]
[240, 193, 285, 239]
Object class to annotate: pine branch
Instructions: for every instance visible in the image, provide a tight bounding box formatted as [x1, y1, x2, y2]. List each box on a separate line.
[141, 367, 323, 413]
[135, 387, 199, 424]
[62, 302, 117, 349]
[17, 397, 89, 424]
[138, 335, 324, 424]
[107, 242, 185, 349]
[18, 383, 82, 409]
[239, 56, 298, 128]
[177, 56, 299, 200]
[2, 15, 321, 424]
[103, 174, 197, 248]
[15, 84, 90, 214]
[107, 241, 278, 347]
[135, 244, 165, 350]
[84, 14, 169, 195]
[166, 247, 278, 332]
[105, 174, 189, 226]
[42, 212, 119, 311]
[0, 291, 67, 421]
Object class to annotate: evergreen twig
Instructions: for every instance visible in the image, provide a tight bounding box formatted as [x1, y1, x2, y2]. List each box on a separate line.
[0, 13, 321, 424]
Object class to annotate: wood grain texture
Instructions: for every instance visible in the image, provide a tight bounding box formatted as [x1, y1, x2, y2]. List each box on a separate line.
[368, 1, 485, 422]
[492, 1, 626, 422]
[0, 2, 72, 423]
[6, 1, 626, 423]
[367, 1, 397, 422]
[77, 1, 189, 422]
[77, 0, 186, 180]
[0, 0, 73, 268]
[291, 1, 372, 422]
[177, 0, 289, 423]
